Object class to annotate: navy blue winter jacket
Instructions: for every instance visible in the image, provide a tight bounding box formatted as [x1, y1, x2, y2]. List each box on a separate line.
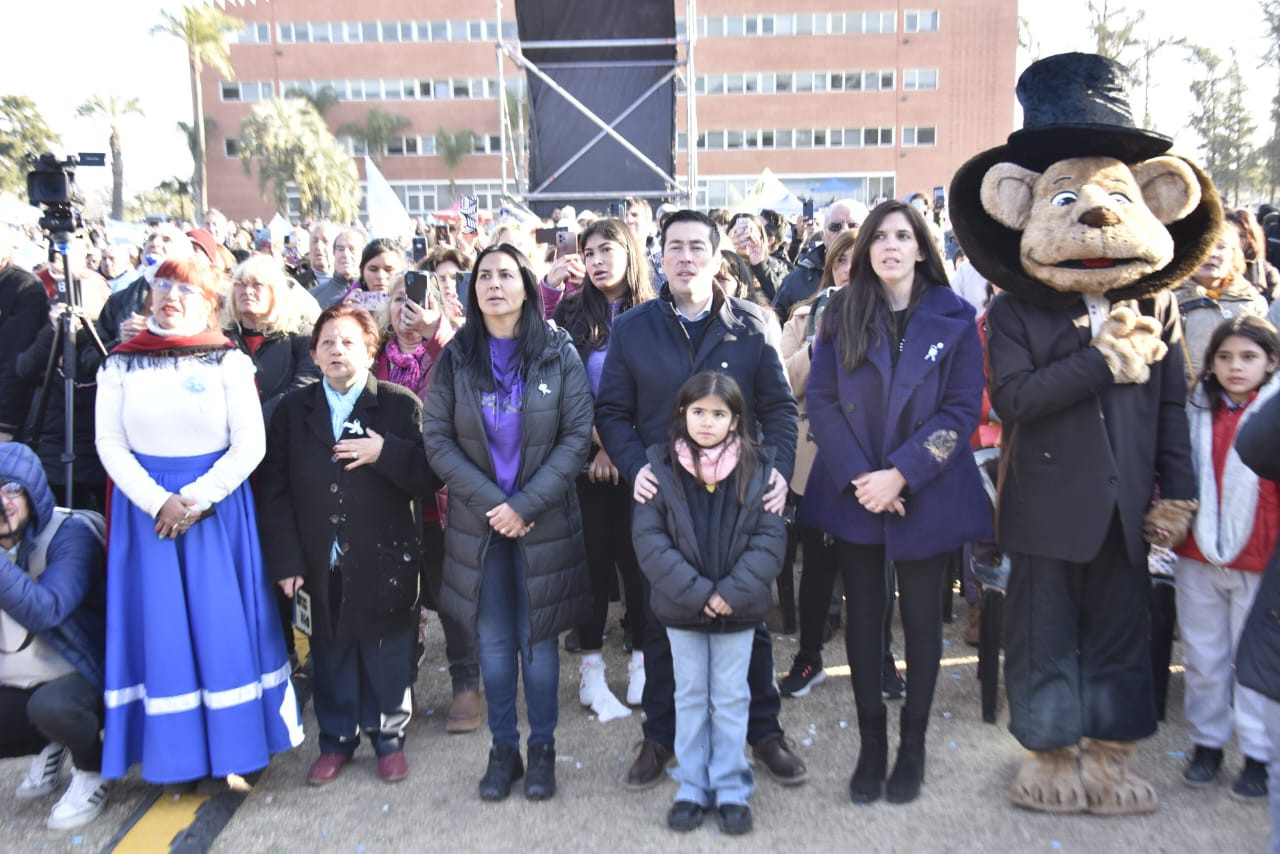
[0, 443, 106, 691]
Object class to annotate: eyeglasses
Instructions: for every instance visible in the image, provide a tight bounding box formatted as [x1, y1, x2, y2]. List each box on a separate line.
[0, 482, 25, 498]
[827, 221, 859, 233]
[153, 280, 200, 297]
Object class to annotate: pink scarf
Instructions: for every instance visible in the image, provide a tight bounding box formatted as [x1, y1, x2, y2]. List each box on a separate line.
[383, 337, 427, 392]
[675, 437, 741, 491]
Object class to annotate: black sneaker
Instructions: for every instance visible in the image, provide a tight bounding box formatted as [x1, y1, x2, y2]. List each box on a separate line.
[1231, 757, 1268, 800]
[1183, 745, 1224, 787]
[716, 803, 752, 835]
[779, 658, 826, 698]
[667, 800, 705, 832]
[881, 655, 906, 700]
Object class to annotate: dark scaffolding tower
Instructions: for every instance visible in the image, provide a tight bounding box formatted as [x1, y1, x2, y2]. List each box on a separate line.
[494, 0, 698, 211]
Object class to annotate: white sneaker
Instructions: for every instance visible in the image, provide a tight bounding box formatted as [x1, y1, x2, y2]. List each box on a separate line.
[16, 743, 68, 799]
[579, 655, 630, 722]
[626, 651, 645, 707]
[47, 768, 108, 830]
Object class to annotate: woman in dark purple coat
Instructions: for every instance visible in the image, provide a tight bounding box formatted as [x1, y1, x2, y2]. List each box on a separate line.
[801, 200, 991, 806]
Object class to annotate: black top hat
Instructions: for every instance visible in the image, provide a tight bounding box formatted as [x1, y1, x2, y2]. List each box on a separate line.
[1005, 52, 1171, 171]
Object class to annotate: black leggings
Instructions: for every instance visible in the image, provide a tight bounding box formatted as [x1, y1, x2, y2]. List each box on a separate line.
[576, 475, 645, 651]
[838, 539, 952, 723]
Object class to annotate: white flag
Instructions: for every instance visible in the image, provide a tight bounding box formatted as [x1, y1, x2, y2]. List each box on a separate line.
[363, 156, 412, 242]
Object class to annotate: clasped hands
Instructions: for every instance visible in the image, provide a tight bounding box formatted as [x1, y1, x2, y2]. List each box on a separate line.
[155, 493, 202, 539]
[487, 502, 534, 538]
[853, 468, 907, 516]
[703, 591, 733, 619]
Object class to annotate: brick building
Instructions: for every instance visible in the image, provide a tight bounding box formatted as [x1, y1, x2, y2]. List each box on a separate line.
[202, 0, 1018, 220]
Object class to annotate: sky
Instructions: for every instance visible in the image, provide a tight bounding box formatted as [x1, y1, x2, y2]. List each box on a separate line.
[1, 0, 1275, 209]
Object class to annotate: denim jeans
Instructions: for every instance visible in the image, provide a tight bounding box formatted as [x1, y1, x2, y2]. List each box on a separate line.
[667, 626, 754, 808]
[477, 535, 559, 749]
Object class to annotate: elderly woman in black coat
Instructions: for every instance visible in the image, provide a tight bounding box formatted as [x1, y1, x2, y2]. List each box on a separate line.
[423, 243, 593, 804]
[257, 304, 438, 787]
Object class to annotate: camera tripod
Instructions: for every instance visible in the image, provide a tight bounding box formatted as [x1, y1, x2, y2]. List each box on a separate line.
[28, 232, 109, 508]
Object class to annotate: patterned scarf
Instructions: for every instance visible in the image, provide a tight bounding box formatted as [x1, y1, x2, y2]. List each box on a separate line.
[383, 337, 426, 392]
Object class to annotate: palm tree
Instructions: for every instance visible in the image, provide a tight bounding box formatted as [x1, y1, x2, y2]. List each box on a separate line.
[152, 3, 241, 225]
[435, 128, 478, 198]
[76, 95, 143, 221]
[338, 109, 412, 162]
[238, 98, 360, 221]
[285, 85, 340, 118]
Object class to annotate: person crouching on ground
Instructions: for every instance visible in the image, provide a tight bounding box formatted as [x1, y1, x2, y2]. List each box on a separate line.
[0, 444, 107, 830]
[632, 372, 785, 836]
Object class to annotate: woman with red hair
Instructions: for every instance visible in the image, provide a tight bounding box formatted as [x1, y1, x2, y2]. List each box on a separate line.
[95, 257, 303, 786]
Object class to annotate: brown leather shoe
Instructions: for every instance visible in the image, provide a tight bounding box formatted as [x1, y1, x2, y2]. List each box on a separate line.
[306, 753, 350, 786]
[623, 740, 674, 790]
[446, 690, 484, 734]
[753, 734, 808, 785]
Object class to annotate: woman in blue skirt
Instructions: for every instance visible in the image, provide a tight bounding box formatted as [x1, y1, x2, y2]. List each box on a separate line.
[94, 257, 303, 784]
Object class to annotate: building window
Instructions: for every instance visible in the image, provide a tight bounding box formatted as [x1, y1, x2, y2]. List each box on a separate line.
[223, 138, 241, 157]
[904, 10, 940, 32]
[220, 81, 273, 102]
[864, 127, 894, 146]
[235, 23, 270, 44]
[903, 68, 939, 91]
[902, 126, 937, 146]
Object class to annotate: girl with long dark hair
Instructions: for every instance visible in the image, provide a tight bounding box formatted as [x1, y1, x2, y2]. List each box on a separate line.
[552, 218, 654, 720]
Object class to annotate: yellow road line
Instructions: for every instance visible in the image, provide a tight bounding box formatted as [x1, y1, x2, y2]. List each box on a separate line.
[113, 793, 209, 853]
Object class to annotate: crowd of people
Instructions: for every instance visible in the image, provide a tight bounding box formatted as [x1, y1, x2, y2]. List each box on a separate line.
[0, 183, 1277, 844]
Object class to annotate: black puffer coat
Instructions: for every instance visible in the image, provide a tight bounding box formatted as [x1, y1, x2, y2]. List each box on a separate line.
[632, 444, 785, 631]
[1234, 391, 1280, 701]
[422, 327, 593, 644]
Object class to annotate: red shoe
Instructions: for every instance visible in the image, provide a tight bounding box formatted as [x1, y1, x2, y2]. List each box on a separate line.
[377, 751, 409, 783]
[306, 753, 349, 786]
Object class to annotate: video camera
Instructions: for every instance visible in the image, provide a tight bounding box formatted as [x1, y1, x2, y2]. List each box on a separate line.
[26, 152, 104, 236]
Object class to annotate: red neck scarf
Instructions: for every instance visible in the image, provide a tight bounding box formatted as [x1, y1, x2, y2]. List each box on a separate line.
[112, 328, 233, 354]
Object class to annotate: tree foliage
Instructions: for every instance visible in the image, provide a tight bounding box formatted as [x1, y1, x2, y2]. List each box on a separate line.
[128, 177, 192, 223]
[1260, 0, 1280, 200]
[0, 96, 61, 198]
[338, 109, 412, 160]
[435, 128, 477, 197]
[238, 98, 360, 221]
[1187, 46, 1257, 205]
[285, 85, 340, 118]
[76, 95, 144, 221]
[152, 3, 241, 223]
[1088, 0, 1143, 63]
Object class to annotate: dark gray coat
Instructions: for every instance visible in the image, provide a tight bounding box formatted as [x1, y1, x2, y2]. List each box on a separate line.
[422, 327, 593, 645]
[1235, 391, 1280, 701]
[632, 444, 785, 631]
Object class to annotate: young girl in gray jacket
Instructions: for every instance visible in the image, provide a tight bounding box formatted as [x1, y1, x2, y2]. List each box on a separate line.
[631, 372, 786, 836]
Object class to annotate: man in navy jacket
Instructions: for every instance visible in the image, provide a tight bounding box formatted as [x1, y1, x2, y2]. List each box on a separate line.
[596, 209, 804, 789]
[0, 443, 107, 830]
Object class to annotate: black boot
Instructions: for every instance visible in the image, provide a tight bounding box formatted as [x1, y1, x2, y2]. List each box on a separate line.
[524, 743, 557, 801]
[848, 709, 888, 804]
[478, 744, 524, 801]
[885, 715, 927, 804]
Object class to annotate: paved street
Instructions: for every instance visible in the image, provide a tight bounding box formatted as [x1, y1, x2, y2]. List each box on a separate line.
[0, 601, 1270, 853]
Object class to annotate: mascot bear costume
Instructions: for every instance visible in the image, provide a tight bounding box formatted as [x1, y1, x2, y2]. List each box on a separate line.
[950, 53, 1219, 815]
